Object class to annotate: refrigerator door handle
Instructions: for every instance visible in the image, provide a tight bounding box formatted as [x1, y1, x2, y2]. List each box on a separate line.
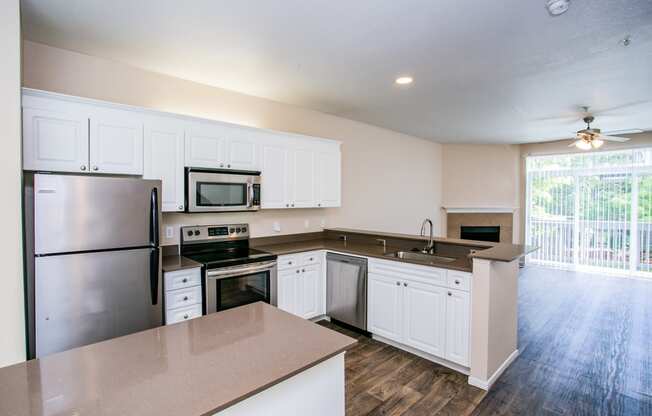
[149, 247, 160, 305]
[150, 187, 159, 246]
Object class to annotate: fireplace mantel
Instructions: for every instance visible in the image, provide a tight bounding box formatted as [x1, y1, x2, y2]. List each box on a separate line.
[442, 206, 516, 214]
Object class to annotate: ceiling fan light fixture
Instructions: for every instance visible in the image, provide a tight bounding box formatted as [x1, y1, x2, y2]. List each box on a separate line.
[575, 140, 592, 150]
[591, 138, 604, 149]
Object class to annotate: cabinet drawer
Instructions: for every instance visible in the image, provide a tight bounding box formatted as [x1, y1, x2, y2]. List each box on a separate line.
[165, 285, 202, 310]
[369, 258, 447, 287]
[164, 267, 201, 291]
[300, 251, 321, 266]
[166, 304, 202, 325]
[447, 271, 471, 292]
[278, 254, 300, 270]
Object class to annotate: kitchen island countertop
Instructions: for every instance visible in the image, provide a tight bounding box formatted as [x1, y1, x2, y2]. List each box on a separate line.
[0, 302, 356, 416]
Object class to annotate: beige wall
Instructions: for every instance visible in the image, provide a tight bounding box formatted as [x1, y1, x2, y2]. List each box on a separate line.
[0, 0, 25, 367]
[441, 144, 521, 243]
[22, 41, 443, 243]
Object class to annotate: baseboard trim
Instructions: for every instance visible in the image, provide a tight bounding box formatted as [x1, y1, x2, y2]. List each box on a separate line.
[372, 334, 470, 375]
[468, 349, 519, 391]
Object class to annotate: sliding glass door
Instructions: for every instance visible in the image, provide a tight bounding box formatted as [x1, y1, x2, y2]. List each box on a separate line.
[526, 149, 652, 276]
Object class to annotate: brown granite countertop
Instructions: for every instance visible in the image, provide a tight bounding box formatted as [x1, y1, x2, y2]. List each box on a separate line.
[162, 254, 202, 272]
[258, 239, 474, 272]
[0, 302, 356, 416]
[324, 228, 536, 263]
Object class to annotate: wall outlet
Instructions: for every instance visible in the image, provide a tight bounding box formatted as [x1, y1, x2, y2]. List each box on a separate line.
[304, 219, 310, 229]
[272, 221, 281, 233]
[165, 226, 174, 239]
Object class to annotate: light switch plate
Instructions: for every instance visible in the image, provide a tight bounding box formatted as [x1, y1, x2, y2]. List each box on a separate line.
[165, 226, 174, 239]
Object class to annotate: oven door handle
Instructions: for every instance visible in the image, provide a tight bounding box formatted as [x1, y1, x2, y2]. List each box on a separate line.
[206, 261, 277, 280]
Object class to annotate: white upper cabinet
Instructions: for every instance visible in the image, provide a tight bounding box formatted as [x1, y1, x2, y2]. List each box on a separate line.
[21, 90, 340, 205]
[185, 122, 260, 170]
[89, 109, 144, 175]
[290, 147, 316, 208]
[184, 122, 227, 168]
[260, 136, 340, 209]
[143, 116, 185, 212]
[22, 106, 89, 173]
[226, 131, 259, 171]
[261, 141, 290, 209]
[315, 150, 341, 207]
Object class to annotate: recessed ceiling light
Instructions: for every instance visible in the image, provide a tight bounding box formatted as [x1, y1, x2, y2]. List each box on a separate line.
[546, 0, 570, 16]
[395, 76, 413, 85]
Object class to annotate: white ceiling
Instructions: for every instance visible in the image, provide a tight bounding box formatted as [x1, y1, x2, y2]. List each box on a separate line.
[21, 0, 652, 144]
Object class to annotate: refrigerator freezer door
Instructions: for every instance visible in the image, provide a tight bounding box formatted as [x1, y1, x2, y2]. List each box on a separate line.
[34, 174, 161, 254]
[35, 248, 162, 357]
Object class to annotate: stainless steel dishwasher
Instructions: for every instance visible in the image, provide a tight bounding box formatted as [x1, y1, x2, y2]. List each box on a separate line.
[326, 253, 368, 331]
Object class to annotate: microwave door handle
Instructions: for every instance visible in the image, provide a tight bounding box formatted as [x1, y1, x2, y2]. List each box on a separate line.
[247, 183, 253, 208]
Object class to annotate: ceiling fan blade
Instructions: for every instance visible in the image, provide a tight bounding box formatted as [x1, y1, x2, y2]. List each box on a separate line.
[599, 135, 630, 142]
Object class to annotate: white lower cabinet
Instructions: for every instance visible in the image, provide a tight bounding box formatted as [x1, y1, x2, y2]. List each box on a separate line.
[277, 252, 325, 319]
[445, 289, 470, 366]
[368, 259, 471, 367]
[367, 273, 403, 341]
[163, 267, 203, 325]
[403, 280, 447, 357]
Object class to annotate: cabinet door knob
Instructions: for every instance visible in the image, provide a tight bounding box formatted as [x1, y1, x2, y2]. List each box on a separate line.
[178, 205, 184, 210]
[288, 261, 292, 265]
[403, 283, 407, 287]
[448, 292, 452, 296]
[80, 165, 87, 171]
[301, 268, 305, 272]
[227, 164, 231, 168]
[396, 281, 400, 286]
[309, 257, 313, 261]
[183, 296, 189, 301]
[183, 314, 189, 319]
[182, 278, 188, 283]
[220, 163, 224, 167]
[455, 280, 460, 284]
[318, 203, 321, 207]
[286, 203, 289, 207]
[291, 203, 295, 207]
[92, 166, 99, 171]
[296, 269, 300, 274]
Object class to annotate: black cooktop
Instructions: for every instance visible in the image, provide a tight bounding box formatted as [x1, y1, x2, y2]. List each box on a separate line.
[182, 246, 277, 269]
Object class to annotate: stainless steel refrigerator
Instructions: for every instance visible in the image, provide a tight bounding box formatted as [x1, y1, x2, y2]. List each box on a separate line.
[24, 173, 163, 358]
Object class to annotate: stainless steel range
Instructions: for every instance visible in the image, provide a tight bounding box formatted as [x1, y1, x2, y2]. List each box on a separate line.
[180, 224, 277, 314]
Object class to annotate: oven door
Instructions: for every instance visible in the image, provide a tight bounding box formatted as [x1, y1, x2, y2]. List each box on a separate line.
[204, 260, 277, 314]
[187, 169, 261, 212]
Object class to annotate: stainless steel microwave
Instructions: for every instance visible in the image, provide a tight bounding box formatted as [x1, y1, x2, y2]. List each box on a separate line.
[186, 168, 261, 212]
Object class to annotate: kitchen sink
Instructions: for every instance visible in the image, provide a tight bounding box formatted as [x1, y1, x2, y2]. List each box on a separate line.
[385, 251, 457, 263]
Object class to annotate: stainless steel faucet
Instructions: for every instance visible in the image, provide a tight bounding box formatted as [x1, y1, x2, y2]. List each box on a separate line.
[420, 218, 435, 254]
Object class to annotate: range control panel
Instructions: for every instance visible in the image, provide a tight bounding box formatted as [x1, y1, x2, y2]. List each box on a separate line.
[181, 223, 250, 243]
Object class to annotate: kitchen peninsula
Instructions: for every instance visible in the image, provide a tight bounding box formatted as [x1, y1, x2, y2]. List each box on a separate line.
[253, 227, 535, 390]
[0, 303, 356, 416]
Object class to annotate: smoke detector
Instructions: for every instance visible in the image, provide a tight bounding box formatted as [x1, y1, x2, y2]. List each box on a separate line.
[546, 0, 570, 16]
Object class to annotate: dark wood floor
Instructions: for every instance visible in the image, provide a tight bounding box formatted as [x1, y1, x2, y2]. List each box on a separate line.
[321, 265, 652, 415]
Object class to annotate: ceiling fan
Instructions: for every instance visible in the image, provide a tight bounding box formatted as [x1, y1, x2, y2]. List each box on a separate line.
[567, 107, 630, 150]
